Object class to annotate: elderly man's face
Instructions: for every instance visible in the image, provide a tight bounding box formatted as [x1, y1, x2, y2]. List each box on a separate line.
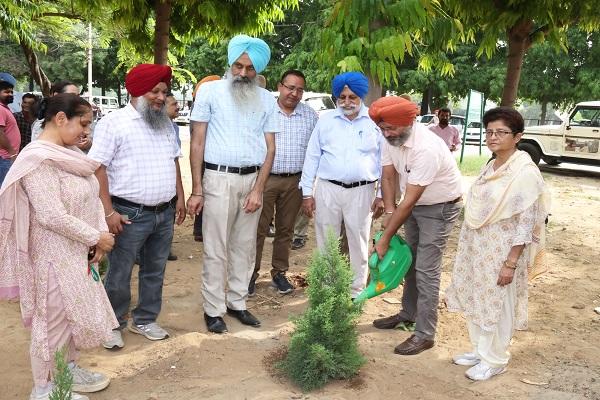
[143, 82, 168, 111]
[336, 86, 361, 118]
[378, 121, 413, 147]
[165, 96, 179, 120]
[231, 53, 257, 81]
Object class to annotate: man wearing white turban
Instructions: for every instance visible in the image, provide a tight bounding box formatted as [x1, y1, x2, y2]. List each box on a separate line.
[187, 35, 279, 334]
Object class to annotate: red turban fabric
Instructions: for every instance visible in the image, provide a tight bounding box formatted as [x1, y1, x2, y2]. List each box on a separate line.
[369, 96, 419, 127]
[125, 64, 172, 97]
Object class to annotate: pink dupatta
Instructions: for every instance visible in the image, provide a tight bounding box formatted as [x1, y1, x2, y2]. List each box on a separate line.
[0, 141, 99, 326]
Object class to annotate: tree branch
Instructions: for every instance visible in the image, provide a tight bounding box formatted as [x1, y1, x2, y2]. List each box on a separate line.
[38, 12, 84, 20]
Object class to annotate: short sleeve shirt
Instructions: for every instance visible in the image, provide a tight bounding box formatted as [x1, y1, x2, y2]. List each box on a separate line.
[0, 103, 20, 158]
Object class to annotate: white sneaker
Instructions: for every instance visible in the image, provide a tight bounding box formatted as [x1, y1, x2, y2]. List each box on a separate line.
[103, 329, 124, 349]
[128, 322, 169, 341]
[70, 364, 110, 393]
[30, 386, 89, 400]
[452, 352, 481, 366]
[465, 362, 507, 381]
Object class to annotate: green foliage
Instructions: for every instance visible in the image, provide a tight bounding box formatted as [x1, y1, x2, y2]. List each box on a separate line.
[457, 154, 489, 176]
[49, 347, 73, 400]
[278, 231, 364, 391]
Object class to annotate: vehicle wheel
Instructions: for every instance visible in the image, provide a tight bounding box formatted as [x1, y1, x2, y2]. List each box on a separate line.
[518, 142, 542, 165]
[543, 157, 561, 166]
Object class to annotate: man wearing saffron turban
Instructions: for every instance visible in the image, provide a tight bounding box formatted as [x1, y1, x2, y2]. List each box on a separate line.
[299, 71, 384, 299]
[187, 35, 279, 334]
[88, 63, 186, 349]
[369, 96, 463, 355]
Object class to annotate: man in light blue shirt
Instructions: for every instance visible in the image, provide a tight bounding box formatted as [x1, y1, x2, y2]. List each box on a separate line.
[300, 72, 384, 298]
[187, 35, 278, 334]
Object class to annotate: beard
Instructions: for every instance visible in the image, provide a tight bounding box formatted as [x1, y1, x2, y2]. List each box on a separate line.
[337, 101, 361, 117]
[226, 69, 260, 112]
[386, 126, 413, 147]
[137, 97, 171, 131]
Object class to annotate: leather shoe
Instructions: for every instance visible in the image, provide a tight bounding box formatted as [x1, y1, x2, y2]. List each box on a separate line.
[394, 334, 434, 355]
[204, 313, 228, 334]
[372, 313, 414, 329]
[226, 308, 261, 327]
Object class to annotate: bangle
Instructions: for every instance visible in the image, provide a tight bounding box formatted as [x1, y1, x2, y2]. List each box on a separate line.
[384, 211, 394, 214]
[9, 153, 17, 158]
[503, 260, 517, 269]
[105, 211, 115, 219]
[190, 193, 204, 197]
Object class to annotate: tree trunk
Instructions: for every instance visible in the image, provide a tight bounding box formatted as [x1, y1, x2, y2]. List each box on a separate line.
[153, 0, 172, 65]
[364, 74, 383, 106]
[421, 87, 431, 115]
[501, 19, 533, 107]
[540, 101, 548, 125]
[20, 42, 51, 96]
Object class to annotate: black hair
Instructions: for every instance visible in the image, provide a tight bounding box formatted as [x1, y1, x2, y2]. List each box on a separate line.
[482, 106, 524, 134]
[438, 107, 451, 115]
[0, 81, 13, 91]
[50, 80, 78, 95]
[41, 93, 91, 128]
[166, 92, 175, 97]
[280, 69, 306, 84]
[22, 93, 37, 101]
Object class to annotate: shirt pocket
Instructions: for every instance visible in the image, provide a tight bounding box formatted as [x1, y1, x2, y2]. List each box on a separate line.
[358, 129, 380, 155]
[246, 111, 266, 133]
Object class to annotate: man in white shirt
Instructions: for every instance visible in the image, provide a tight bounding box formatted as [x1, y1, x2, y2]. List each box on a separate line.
[300, 72, 384, 298]
[187, 35, 278, 334]
[89, 64, 186, 349]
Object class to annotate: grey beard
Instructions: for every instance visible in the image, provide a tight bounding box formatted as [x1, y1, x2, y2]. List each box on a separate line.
[226, 70, 260, 112]
[137, 97, 171, 131]
[386, 126, 413, 147]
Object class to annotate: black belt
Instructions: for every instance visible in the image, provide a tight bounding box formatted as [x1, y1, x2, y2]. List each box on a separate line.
[328, 179, 376, 189]
[446, 196, 462, 204]
[270, 171, 301, 177]
[111, 196, 176, 213]
[204, 162, 260, 175]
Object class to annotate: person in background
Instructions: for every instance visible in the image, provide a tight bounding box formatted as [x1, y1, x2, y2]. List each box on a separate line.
[0, 93, 117, 400]
[31, 81, 80, 142]
[165, 93, 181, 261]
[445, 107, 549, 381]
[429, 107, 461, 152]
[0, 75, 20, 186]
[14, 93, 37, 150]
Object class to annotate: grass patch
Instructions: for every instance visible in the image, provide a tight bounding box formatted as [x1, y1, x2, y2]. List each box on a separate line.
[457, 154, 489, 176]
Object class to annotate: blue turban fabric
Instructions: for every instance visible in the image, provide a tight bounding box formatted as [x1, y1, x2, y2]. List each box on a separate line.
[332, 72, 369, 99]
[0, 72, 16, 86]
[227, 35, 271, 73]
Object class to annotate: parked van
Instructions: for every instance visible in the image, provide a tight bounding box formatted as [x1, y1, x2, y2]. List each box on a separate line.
[91, 96, 120, 115]
[520, 101, 600, 166]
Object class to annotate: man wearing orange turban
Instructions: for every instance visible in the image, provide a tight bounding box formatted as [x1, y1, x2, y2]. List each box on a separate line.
[88, 63, 186, 349]
[369, 96, 463, 356]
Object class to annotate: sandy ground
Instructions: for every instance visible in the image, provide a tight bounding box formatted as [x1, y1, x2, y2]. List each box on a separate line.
[2, 139, 600, 400]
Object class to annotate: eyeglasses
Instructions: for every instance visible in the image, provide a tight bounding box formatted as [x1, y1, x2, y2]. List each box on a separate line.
[280, 82, 304, 95]
[484, 129, 514, 138]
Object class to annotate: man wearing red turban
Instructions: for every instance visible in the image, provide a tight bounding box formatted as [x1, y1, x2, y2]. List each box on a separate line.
[369, 96, 463, 356]
[88, 63, 186, 349]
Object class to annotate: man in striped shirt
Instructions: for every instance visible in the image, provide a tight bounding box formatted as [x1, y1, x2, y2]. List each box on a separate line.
[250, 70, 318, 296]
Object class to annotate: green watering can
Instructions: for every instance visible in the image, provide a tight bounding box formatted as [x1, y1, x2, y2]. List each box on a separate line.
[354, 231, 413, 302]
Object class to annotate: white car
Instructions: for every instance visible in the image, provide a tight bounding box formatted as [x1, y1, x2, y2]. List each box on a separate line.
[272, 91, 336, 116]
[463, 121, 485, 145]
[175, 108, 190, 125]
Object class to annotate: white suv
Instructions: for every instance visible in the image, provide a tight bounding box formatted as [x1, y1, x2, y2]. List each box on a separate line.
[519, 101, 600, 166]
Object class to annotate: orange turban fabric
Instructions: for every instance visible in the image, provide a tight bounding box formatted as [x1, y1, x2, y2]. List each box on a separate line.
[193, 75, 220, 99]
[369, 96, 419, 127]
[125, 64, 172, 97]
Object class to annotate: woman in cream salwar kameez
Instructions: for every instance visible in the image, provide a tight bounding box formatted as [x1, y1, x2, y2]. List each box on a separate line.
[445, 107, 549, 381]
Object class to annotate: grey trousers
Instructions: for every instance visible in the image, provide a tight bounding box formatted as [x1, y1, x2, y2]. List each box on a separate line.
[398, 201, 462, 340]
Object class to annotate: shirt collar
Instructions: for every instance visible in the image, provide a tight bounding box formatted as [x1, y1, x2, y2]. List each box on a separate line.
[334, 103, 370, 122]
[124, 102, 142, 120]
[278, 101, 307, 117]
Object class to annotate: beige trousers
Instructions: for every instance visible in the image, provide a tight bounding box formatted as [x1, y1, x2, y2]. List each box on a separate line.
[467, 281, 516, 368]
[314, 179, 375, 297]
[201, 169, 261, 317]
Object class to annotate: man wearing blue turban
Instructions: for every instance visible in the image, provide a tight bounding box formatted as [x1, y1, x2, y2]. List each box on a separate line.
[188, 34, 279, 334]
[299, 71, 385, 299]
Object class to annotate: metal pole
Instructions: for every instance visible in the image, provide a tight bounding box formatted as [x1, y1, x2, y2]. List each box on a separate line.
[460, 90, 471, 164]
[87, 22, 93, 104]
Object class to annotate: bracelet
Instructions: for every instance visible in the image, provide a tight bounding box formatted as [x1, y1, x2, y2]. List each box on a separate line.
[105, 211, 116, 219]
[190, 193, 204, 197]
[384, 211, 394, 214]
[503, 260, 517, 269]
[9, 153, 17, 158]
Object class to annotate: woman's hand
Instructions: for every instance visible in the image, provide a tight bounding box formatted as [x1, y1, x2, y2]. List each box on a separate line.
[90, 248, 105, 264]
[497, 266, 515, 286]
[96, 231, 115, 252]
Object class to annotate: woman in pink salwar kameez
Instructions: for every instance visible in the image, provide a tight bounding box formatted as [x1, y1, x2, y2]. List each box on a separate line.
[0, 94, 118, 400]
